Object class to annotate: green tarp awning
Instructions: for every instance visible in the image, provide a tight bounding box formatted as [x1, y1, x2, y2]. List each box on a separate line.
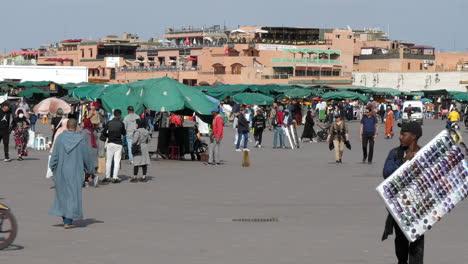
[18, 88, 50, 98]
[232, 93, 275, 105]
[283, 88, 319, 98]
[100, 77, 219, 117]
[321, 91, 369, 103]
[452, 92, 468, 102]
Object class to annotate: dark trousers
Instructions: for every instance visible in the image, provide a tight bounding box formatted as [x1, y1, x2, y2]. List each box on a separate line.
[254, 128, 264, 145]
[394, 224, 424, 264]
[362, 132, 375, 162]
[380, 113, 385, 123]
[0, 132, 9, 159]
[134, 165, 148, 176]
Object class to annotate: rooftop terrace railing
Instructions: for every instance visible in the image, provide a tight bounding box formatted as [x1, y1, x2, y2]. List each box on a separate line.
[118, 66, 200, 72]
[137, 44, 224, 51]
[271, 58, 340, 64]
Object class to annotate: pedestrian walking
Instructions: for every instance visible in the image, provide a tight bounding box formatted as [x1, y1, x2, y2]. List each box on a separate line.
[130, 119, 151, 182]
[301, 110, 317, 142]
[273, 106, 286, 148]
[236, 108, 250, 151]
[11, 109, 30, 161]
[48, 119, 94, 229]
[51, 108, 65, 145]
[379, 103, 386, 123]
[252, 109, 266, 148]
[381, 122, 424, 264]
[80, 118, 98, 187]
[268, 103, 277, 130]
[103, 109, 126, 184]
[0, 102, 12, 162]
[207, 107, 224, 165]
[29, 111, 37, 132]
[123, 106, 140, 164]
[384, 106, 394, 139]
[360, 106, 379, 164]
[327, 114, 349, 163]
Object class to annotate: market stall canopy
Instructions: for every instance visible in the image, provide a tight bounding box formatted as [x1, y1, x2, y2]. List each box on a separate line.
[283, 88, 319, 99]
[18, 88, 50, 98]
[99, 77, 218, 117]
[8, 81, 56, 88]
[59, 95, 81, 104]
[420, 89, 449, 96]
[69, 84, 109, 101]
[321, 91, 369, 103]
[199, 84, 290, 100]
[33, 98, 71, 115]
[232, 93, 274, 105]
[61, 82, 97, 90]
[420, 98, 433, 103]
[452, 92, 468, 102]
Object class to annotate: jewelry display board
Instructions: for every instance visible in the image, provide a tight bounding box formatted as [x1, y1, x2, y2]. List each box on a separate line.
[376, 130, 468, 242]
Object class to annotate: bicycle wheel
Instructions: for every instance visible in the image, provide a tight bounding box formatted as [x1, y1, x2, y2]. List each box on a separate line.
[0, 209, 18, 250]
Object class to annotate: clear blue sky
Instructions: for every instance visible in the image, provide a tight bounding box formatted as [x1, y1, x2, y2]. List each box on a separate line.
[2, 0, 467, 52]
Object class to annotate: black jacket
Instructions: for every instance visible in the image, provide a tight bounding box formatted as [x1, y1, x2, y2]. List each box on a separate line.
[0, 110, 11, 133]
[237, 113, 250, 132]
[252, 114, 266, 129]
[104, 118, 126, 145]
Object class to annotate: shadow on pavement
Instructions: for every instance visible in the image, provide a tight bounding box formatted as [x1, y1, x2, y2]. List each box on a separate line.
[2, 244, 24, 251]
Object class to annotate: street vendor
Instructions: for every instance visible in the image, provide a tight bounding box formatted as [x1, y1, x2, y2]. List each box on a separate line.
[381, 121, 424, 264]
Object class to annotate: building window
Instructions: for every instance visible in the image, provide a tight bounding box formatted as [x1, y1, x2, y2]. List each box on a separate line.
[213, 63, 225, 74]
[231, 63, 243, 75]
[335, 35, 341, 39]
[407, 63, 411, 70]
[347, 35, 352, 39]
[89, 49, 93, 58]
[420, 63, 423, 70]
[81, 49, 84, 58]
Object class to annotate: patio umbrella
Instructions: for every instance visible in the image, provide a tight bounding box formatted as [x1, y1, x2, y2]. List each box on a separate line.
[18, 88, 50, 98]
[33, 98, 71, 115]
[232, 93, 274, 105]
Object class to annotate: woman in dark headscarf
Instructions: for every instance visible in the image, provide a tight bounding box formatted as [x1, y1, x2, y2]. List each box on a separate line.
[11, 109, 30, 160]
[80, 118, 98, 187]
[300, 110, 316, 142]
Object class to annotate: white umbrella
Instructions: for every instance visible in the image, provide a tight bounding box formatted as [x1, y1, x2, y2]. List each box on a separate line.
[231, 29, 247, 34]
[253, 29, 268, 33]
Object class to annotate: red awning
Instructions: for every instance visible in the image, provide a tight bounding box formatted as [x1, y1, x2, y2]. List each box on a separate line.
[189, 56, 197, 61]
[61, 39, 82, 43]
[11, 51, 46, 55]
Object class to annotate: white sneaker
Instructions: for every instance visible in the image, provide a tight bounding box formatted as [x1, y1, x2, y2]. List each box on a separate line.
[258, 145, 262, 148]
[243, 148, 250, 151]
[235, 149, 242, 152]
[3, 158, 11, 162]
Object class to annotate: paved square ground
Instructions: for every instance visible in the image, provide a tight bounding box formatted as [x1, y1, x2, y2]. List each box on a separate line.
[1, 119, 467, 264]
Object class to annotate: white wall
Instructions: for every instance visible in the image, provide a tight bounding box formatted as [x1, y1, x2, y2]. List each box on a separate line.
[0, 65, 88, 84]
[352, 72, 468, 92]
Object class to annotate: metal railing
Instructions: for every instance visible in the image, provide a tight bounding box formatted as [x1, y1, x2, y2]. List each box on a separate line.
[137, 44, 224, 51]
[261, 74, 292, 79]
[271, 58, 340, 64]
[359, 53, 400, 60]
[118, 66, 200, 72]
[402, 54, 435, 60]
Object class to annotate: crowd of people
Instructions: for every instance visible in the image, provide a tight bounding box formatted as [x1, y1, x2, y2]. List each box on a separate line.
[1, 95, 467, 263]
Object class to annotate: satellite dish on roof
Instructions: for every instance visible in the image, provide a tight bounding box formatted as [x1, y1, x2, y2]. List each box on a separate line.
[30, 59, 36, 65]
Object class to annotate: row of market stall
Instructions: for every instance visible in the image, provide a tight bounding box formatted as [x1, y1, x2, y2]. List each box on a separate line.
[3, 79, 468, 117]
